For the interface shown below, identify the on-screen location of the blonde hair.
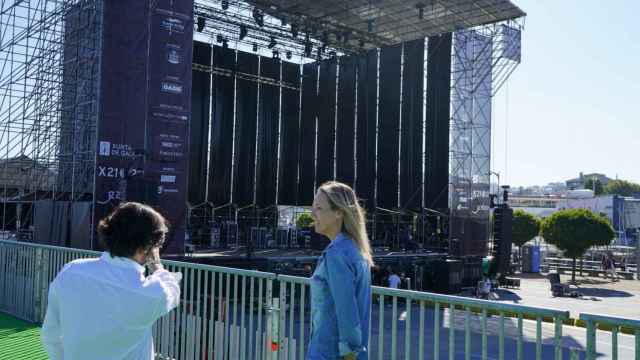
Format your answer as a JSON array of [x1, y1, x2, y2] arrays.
[[318, 181, 374, 267]]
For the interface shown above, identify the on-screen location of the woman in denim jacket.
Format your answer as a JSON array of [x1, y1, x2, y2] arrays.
[[307, 181, 373, 360]]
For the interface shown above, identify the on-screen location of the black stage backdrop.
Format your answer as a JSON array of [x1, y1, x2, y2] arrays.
[[377, 45, 402, 209], [233, 51, 259, 207], [336, 56, 356, 187], [316, 59, 337, 187], [355, 50, 378, 210], [425, 34, 452, 210], [277, 62, 301, 205], [189, 41, 211, 206], [400, 39, 425, 210], [209, 46, 235, 206], [298, 63, 318, 205], [256, 57, 280, 206]]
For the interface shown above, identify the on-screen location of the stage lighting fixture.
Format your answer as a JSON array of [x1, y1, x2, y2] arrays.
[[252, 8, 264, 27], [281, 18, 288, 26], [286, 51, 292, 59], [216, 34, 224, 43], [239, 25, 248, 40], [222, 39, 229, 49], [367, 19, 374, 33], [416, 3, 425, 20], [291, 23, 299, 38], [272, 50, 280, 59], [329, 51, 337, 57], [268, 36, 277, 49], [196, 16, 205, 32], [252, 42, 258, 52], [221, 0, 229, 10]]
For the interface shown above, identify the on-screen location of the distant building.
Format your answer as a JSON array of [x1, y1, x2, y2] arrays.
[[566, 172, 612, 190], [0, 155, 56, 198]]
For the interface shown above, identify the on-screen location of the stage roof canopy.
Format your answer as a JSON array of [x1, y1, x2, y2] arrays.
[[249, 0, 526, 49]]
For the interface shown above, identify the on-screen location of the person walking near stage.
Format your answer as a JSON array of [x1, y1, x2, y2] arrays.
[[41, 202, 182, 360], [307, 181, 373, 360]]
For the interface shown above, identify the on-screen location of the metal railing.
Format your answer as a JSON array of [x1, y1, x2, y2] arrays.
[[580, 313, 640, 360], [2, 239, 640, 359]]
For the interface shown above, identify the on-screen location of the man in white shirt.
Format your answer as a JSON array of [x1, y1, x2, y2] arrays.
[[41, 202, 182, 360]]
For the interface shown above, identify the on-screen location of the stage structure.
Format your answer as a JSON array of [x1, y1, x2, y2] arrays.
[[0, 0, 525, 255]]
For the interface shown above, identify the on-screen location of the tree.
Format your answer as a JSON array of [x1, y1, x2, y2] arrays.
[[604, 179, 640, 197], [512, 210, 540, 248], [295, 212, 314, 228], [540, 209, 614, 283], [583, 178, 604, 195]]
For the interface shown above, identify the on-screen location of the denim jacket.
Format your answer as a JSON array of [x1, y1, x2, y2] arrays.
[[307, 232, 371, 360]]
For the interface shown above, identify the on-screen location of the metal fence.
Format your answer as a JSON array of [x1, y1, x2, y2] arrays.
[[2, 239, 640, 359]]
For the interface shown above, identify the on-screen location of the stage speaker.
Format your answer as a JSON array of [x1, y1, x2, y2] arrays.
[[492, 207, 513, 277], [431, 259, 462, 294]]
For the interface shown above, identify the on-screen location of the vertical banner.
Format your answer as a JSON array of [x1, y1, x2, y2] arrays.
[[146, 0, 194, 253], [95, 0, 193, 253]]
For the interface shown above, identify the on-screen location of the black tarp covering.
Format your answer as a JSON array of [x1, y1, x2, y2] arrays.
[[255, 57, 280, 206], [209, 46, 235, 205], [425, 34, 452, 210], [277, 62, 301, 205], [298, 63, 318, 205], [335, 56, 356, 187], [355, 50, 378, 210], [316, 59, 337, 187], [400, 39, 425, 210], [188, 41, 211, 205], [377, 45, 402, 209], [233, 51, 259, 207]]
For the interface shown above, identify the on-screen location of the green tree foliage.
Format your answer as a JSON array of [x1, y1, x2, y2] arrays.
[[604, 179, 640, 197], [295, 212, 314, 228], [583, 178, 604, 195], [512, 210, 540, 248], [540, 208, 614, 282]]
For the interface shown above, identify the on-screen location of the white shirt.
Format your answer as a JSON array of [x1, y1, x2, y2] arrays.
[[41, 252, 181, 360], [388, 274, 402, 289]]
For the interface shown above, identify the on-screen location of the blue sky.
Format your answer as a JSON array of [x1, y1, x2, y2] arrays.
[[491, 1, 640, 187]]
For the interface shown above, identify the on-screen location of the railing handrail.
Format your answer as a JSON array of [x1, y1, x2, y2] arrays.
[[580, 313, 640, 329], [0, 239, 277, 280], [278, 274, 570, 319]]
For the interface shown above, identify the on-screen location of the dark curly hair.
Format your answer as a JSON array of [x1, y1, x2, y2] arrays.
[[97, 202, 169, 258]]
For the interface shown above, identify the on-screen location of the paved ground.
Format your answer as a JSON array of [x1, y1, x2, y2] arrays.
[[0, 312, 48, 360], [485, 272, 640, 320]]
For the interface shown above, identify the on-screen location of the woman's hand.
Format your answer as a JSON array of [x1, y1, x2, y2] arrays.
[[145, 247, 163, 273]]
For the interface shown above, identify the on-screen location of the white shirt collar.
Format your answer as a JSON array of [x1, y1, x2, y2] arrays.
[[100, 252, 145, 274]]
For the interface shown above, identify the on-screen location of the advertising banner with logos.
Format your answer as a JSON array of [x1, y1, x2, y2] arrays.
[[95, 0, 193, 253]]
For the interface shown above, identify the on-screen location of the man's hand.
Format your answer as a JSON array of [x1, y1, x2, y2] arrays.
[[342, 353, 357, 360]]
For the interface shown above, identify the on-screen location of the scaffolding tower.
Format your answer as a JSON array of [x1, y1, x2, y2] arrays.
[[0, 0, 102, 238]]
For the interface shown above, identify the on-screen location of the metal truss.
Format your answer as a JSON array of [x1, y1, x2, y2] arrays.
[[448, 19, 523, 242], [0, 0, 102, 233]]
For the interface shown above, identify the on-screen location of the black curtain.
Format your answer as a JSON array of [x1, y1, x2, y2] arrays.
[[255, 57, 280, 207], [336, 56, 356, 187], [316, 59, 337, 187], [377, 45, 402, 209], [208, 46, 235, 206], [298, 62, 318, 205], [400, 39, 425, 210], [355, 50, 377, 210], [277, 62, 301, 205], [188, 41, 211, 206], [425, 34, 452, 210], [233, 51, 259, 207]]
